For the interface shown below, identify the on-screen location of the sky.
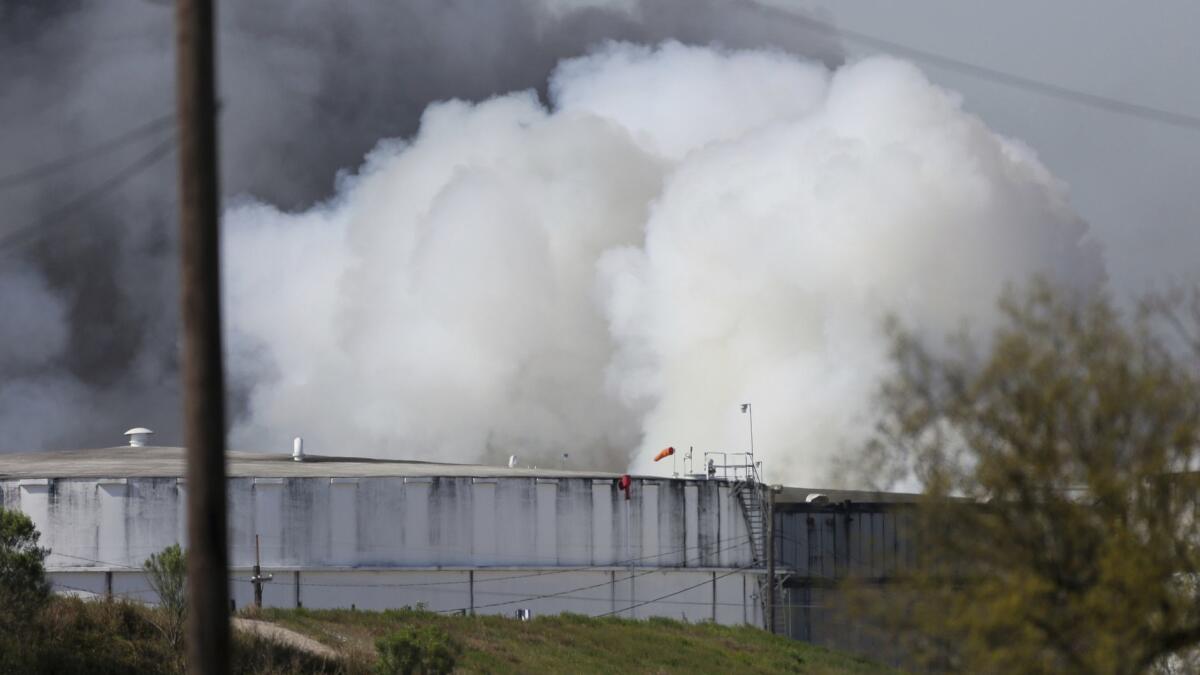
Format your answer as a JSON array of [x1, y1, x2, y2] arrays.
[[783, 0, 1200, 293]]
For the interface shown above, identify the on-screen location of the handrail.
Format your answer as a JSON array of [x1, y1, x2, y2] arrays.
[[703, 451, 761, 483]]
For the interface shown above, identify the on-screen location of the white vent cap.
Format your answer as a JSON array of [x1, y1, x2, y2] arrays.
[[292, 437, 305, 461], [124, 427, 154, 447]]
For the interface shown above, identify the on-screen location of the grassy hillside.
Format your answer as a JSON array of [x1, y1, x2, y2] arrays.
[[3, 596, 895, 673], [0, 596, 341, 675], [256, 607, 897, 674]]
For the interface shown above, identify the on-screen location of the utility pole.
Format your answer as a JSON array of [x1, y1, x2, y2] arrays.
[[765, 484, 777, 634], [175, 0, 228, 671], [251, 534, 273, 609]]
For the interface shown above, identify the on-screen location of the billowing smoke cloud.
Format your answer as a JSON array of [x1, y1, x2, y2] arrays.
[[0, 0, 841, 453], [223, 43, 1104, 482]]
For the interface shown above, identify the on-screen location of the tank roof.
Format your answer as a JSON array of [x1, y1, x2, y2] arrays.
[[0, 446, 624, 480]]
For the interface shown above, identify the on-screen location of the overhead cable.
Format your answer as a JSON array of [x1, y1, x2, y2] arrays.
[[595, 563, 757, 618], [0, 135, 175, 255], [782, 10, 1200, 131], [0, 113, 174, 193]]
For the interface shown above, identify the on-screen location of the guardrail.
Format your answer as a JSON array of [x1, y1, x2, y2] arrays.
[[703, 451, 762, 483]]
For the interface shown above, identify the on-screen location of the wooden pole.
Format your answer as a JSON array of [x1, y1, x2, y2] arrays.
[[250, 533, 273, 610], [175, 0, 229, 670], [253, 534, 263, 610]]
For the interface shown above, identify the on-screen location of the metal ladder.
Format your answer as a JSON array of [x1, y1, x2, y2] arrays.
[[733, 479, 767, 564], [735, 478, 781, 631], [706, 451, 776, 630]]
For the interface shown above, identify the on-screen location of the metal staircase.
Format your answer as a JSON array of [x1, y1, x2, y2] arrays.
[[733, 479, 767, 564], [703, 451, 767, 565], [705, 451, 776, 630]]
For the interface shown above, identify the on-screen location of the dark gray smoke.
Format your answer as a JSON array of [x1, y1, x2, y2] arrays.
[[0, 0, 842, 452]]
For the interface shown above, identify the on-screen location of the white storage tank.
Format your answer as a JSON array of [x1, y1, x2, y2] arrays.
[[0, 438, 763, 625]]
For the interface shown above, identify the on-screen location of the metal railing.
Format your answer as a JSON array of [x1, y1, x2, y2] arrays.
[[703, 451, 763, 484]]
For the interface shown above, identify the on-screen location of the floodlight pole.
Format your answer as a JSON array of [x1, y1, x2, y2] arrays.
[[742, 403, 755, 468]]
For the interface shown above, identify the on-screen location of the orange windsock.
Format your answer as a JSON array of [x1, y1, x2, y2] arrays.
[[653, 446, 676, 462]]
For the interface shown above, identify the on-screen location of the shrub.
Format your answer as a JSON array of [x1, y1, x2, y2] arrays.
[[31, 597, 175, 675], [143, 543, 187, 653], [375, 625, 461, 675]]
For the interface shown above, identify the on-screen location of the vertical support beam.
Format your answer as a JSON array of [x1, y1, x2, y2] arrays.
[[175, 0, 229, 670], [535, 480, 558, 565], [783, 587, 791, 637], [766, 486, 777, 634], [98, 481, 128, 569], [469, 570, 475, 616], [711, 571, 717, 622], [626, 496, 634, 618], [105, 570, 113, 601], [630, 564, 636, 619], [684, 484, 698, 567], [639, 483, 659, 564], [610, 570, 616, 615], [471, 479, 497, 565], [742, 574, 747, 625], [294, 570, 301, 609]]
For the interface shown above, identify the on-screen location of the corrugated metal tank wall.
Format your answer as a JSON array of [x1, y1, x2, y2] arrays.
[[773, 503, 917, 667], [0, 476, 752, 571]]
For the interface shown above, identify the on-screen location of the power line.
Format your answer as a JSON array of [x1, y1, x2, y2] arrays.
[[437, 541, 752, 615], [48, 534, 755, 601], [442, 568, 656, 614], [49, 551, 141, 569], [279, 536, 754, 591], [784, 11, 1200, 132], [0, 113, 174, 193], [595, 563, 757, 618], [245, 544, 742, 590], [0, 135, 175, 255], [50, 541, 758, 618], [51, 577, 823, 611]]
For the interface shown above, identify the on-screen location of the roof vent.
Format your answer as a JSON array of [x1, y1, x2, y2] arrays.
[[124, 427, 154, 447], [292, 437, 305, 462]]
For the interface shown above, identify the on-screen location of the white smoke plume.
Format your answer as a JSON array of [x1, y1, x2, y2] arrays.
[[223, 43, 1103, 483], [0, 0, 842, 454]]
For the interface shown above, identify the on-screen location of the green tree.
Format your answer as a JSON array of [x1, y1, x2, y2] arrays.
[[143, 543, 187, 654], [0, 506, 51, 616], [0, 506, 51, 671], [851, 281, 1200, 674]]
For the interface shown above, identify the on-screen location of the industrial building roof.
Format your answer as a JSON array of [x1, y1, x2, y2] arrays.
[[775, 485, 923, 504], [0, 446, 624, 480]]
